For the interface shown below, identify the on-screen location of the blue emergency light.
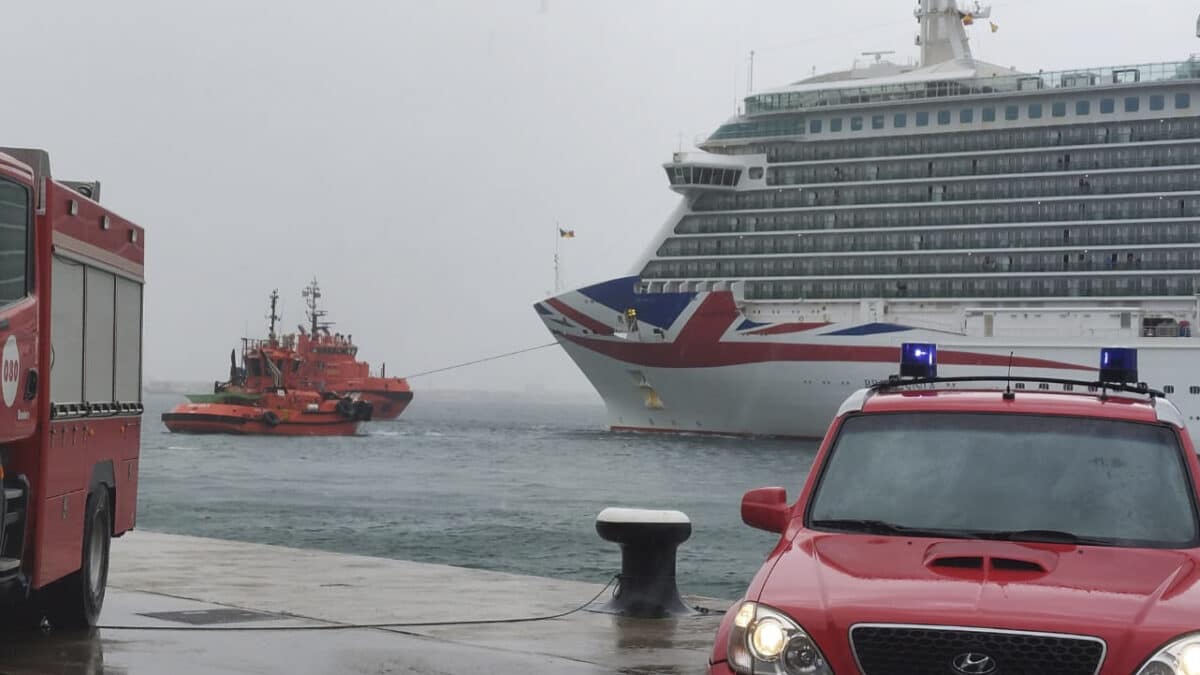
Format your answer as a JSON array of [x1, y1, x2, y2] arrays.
[[899, 343, 938, 379], [1099, 347, 1138, 384]]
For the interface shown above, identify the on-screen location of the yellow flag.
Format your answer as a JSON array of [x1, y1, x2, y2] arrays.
[[990, 20, 999, 33]]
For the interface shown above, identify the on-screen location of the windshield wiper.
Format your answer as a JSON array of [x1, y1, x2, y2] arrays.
[[976, 529, 1116, 546], [810, 519, 981, 539]]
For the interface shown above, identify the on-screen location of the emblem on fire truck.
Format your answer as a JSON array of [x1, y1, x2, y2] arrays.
[[1, 333, 18, 407]]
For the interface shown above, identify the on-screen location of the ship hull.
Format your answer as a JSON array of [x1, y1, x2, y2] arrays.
[[161, 403, 361, 436], [539, 277, 1200, 438]]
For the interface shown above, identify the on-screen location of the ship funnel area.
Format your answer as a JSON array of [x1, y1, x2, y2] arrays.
[[915, 0, 990, 66]]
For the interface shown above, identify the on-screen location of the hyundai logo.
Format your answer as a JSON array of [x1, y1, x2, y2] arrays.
[[951, 652, 998, 675]]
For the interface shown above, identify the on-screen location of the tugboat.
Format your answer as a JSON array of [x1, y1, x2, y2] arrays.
[[162, 290, 374, 436], [290, 278, 414, 420]]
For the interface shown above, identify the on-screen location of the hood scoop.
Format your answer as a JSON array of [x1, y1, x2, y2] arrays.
[[925, 542, 1057, 577]]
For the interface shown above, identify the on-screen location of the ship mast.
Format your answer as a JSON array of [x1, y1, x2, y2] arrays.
[[302, 277, 331, 336], [267, 289, 281, 343], [915, 0, 990, 66]]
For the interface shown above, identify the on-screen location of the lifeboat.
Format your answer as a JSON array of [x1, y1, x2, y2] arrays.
[[161, 390, 371, 436]]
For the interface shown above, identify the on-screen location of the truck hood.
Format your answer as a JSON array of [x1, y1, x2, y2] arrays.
[[759, 534, 1200, 669]]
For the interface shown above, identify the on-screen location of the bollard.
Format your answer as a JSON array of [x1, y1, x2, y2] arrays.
[[593, 507, 697, 618]]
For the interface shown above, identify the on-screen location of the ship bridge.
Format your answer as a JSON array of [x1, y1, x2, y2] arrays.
[[663, 151, 764, 194]]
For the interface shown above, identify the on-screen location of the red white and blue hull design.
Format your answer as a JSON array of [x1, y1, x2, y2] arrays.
[[537, 276, 1200, 438]]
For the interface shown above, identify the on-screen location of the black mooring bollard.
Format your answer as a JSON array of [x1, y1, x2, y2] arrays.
[[593, 507, 697, 618]]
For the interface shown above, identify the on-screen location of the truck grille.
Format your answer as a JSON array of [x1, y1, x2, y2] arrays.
[[850, 624, 1105, 675]]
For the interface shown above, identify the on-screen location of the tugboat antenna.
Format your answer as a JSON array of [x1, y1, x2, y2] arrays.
[[267, 289, 281, 343]]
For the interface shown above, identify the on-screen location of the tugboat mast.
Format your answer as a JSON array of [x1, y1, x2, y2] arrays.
[[267, 289, 281, 343], [302, 277, 332, 336]]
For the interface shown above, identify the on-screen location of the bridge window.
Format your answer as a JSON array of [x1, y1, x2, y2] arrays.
[[0, 179, 29, 307]]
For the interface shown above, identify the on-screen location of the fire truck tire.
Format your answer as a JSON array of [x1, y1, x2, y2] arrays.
[[43, 491, 110, 629]]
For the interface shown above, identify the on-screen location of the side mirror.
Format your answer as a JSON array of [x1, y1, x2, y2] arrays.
[[741, 487, 790, 534]]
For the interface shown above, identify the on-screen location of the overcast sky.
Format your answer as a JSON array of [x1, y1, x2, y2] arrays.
[[2, 1, 1197, 394]]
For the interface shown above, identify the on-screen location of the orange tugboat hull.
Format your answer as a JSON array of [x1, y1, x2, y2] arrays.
[[355, 390, 414, 420], [161, 403, 361, 436]]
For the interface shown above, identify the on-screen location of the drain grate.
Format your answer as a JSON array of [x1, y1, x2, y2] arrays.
[[138, 608, 278, 625]]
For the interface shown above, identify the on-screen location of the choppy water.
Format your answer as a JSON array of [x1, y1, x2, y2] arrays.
[[139, 392, 818, 600]]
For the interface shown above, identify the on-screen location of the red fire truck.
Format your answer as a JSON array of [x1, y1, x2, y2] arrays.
[[0, 148, 144, 628]]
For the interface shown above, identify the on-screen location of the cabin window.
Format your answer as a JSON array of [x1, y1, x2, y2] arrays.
[[1028, 103, 1043, 119], [809, 119, 822, 133], [871, 115, 885, 129], [894, 113, 907, 128], [1165, 385, 1176, 394], [982, 107, 996, 122], [916, 112, 930, 127], [0, 179, 30, 307], [1192, 386, 1200, 395], [1076, 100, 1091, 115], [1005, 105, 1019, 121], [850, 117, 863, 131], [1101, 98, 1115, 114], [1052, 102, 1067, 117], [960, 109, 974, 123], [1125, 96, 1140, 112], [830, 118, 843, 132], [1176, 93, 1191, 109], [1150, 95, 1165, 111], [937, 110, 951, 125]]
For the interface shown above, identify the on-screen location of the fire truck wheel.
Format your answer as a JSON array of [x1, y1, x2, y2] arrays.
[[44, 491, 110, 629]]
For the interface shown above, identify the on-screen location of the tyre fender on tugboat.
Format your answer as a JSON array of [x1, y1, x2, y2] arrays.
[[261, 410, 281, 427], [335, 398, 355, 419], [353, 400, 373, 421]]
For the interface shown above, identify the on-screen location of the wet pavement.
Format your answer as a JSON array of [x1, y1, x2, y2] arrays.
[[0, 532, 729, 674]]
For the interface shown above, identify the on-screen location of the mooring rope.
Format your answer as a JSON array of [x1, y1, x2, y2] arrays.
[[400, 342, 559, 379]]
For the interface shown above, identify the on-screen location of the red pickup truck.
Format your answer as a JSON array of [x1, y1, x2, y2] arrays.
[[710, 345, 1200, 675]]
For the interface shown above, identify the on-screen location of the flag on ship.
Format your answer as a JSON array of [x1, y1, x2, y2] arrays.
[[559, 228, 576, 238], [990, 20, 999, 32]]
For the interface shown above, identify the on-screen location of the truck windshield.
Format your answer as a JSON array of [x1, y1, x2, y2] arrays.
[[808, 413, 1198, 548], [0, 178, 29, 307]]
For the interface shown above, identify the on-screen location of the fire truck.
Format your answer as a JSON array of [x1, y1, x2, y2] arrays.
[[0, 148, 144, 628]]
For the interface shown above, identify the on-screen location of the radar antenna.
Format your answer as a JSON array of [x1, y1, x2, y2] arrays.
[[861, 50, 896, 63], [301, 277, 332, 336]]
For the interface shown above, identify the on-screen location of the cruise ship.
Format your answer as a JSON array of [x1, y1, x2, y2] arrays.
[[537, 0, 1200, 438]]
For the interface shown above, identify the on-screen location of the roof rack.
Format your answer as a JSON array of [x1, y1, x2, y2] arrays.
[[871, 375, 1164, 399]]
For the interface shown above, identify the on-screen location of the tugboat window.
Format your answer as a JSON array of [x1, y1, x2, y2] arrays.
[[1150, 95, 1165, 111], [0, 179, 30, 308], [982, 107, 996, 122], [1177, 93, 1192, 109], [1101, 98, 1115, 113], [1125, 96, 1140, 112], [1005, 105, 1019, 120], [1077, 100, 1091, 115]]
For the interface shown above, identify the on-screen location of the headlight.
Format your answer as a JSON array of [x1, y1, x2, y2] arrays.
[[728, 602, 833, 675], [1137, 634, 1200, 675]]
